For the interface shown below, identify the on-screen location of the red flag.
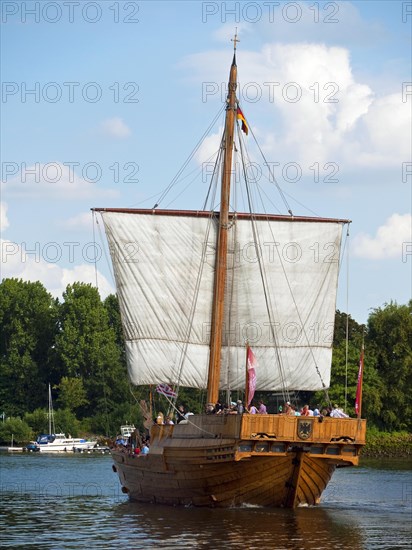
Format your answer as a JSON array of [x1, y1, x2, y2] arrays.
[[246, 347, 257, 407], [156, 383, 177, 398], [355, 346, 364, 417], [236, 107, 249, 135]]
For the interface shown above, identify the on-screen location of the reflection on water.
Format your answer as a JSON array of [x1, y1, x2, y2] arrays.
[[110, 502, 364, 549], [1, 453, 411, 549]]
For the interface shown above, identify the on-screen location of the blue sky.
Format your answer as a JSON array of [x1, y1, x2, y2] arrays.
[[1, 0, 411, 324]]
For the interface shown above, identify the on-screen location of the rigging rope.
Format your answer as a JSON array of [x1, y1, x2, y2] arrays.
[[164, 150, 220, 209], [92, 211, 99, 289], [236, 122, 291, 403], [152, 105, 225, 209], [170, 161, 221, 406], [225, 141, 239, 406], [91, 211, 111, 435], [202, 134, 225, 210], [241, 107, 294, 216], [237, 100, 326, 219], [236, 112, 342, 405], [344, 225, 350, 411]]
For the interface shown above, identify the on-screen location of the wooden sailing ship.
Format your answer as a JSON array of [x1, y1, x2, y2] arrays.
[[94, 37, 366, 508]]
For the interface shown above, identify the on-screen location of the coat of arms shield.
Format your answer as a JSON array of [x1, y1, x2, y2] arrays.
[[297, 418, 313, 440]]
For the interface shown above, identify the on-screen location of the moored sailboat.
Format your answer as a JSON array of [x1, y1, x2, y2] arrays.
[[27, 384, 97, 453], [94, 37, 366, 507]]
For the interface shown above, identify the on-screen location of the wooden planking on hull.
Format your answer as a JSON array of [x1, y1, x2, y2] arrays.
[[114, 448, 338, 506], [203, 458, 293, 507], [301, 455, 336, 495], [215, 461, 289, 506], [115, 450, 300, 507], [111, 415, 366, 508], [172, 454, 291, 488], [285, 454, 336, 507]]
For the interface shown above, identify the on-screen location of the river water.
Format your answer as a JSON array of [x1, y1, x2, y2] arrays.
[[1, 452, 410, 549]]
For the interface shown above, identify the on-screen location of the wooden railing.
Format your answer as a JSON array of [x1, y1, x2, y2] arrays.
[[240, 415, 367, 444], [152, 414, 366, 446]]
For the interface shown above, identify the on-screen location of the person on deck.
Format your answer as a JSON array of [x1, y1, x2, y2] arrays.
[[215, 401, 223, 414], [236, 400, 244, 414], [141, 442, 149, 455], [176, 405, 186, 424], [258, 400, 267, 414], [330, 404, 349, 418], [206, 403, 215, 414], [248, 403, 258, 414], [302, 405, 314, 417]]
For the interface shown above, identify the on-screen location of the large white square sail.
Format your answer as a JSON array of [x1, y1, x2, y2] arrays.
[[101, 210, 343, 391]]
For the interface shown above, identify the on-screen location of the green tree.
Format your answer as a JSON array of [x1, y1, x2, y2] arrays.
[[333, 309, 365, 347], [54, 283, 128, 423], [53, 408, 82, 437], [367, 300, 412, 431], [24, 408, 49, 435], [0, 279, 58, 415], [315, 339, 383, 420], [314, 310, 365, 412], [0, 417, 33, 444], [314, 310, 384, 422], [169, 387, 204, 416], [90, 402, 142, 437], [54, 376, 87, 412], [104, 294, 126, 365]]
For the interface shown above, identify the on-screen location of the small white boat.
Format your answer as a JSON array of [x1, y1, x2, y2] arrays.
[[32, 432, 96, 453], [120, 424, 136, 440], [28, 384, 97, 453]]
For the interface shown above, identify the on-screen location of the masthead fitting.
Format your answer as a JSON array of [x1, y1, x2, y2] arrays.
[[231, 29, 240, 64], [231, 29, 240, 51]]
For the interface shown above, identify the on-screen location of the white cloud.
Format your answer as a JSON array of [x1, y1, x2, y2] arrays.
[[356, 94, 412, 166], [61, 212, 94, 231], [194, 127, 223, 165], [352, 213, 412, 259], [2, 162, 118, 200], [0, 202, 9, 232], [181, 41, 410, 170], [100, 117, 131, 139], [0, 238, 115, 299], [59, 264, 114, 298]]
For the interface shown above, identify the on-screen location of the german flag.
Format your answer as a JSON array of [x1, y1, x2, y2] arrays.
[[236, 107, 249, 135]]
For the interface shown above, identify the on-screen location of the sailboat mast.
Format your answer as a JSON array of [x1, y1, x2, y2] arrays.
[[48, 383, 52, 434], [207, 40, 238, 405]]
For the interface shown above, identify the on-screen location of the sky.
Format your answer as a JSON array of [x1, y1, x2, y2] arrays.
[[1, 0, 411, 325]]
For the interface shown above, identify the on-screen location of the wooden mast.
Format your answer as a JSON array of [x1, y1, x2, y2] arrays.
[[206, 35, 239, 405]]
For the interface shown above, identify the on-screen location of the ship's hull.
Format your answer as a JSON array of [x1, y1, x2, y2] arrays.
[[112, 414, 366, 508]]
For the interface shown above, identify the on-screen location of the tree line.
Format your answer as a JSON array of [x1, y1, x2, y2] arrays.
[[0, 278, 410, 443]]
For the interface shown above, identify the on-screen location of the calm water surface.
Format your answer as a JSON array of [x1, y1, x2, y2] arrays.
[[0, 452, 411, 549]]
